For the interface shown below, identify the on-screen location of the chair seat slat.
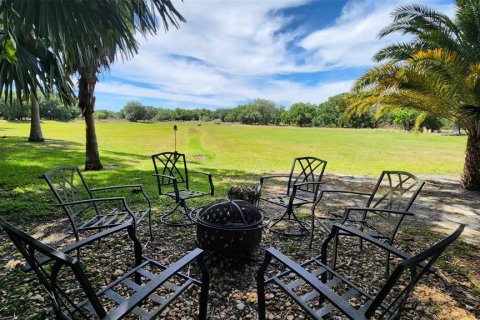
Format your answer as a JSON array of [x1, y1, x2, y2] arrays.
[[285, 267, 326, 290]]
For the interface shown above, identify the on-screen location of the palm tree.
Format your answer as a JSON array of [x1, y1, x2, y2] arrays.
[[343, 1, 480, 190], [68, 2, 185, 170], [3, 0, 184, 168], [0, 0, 75, 142]]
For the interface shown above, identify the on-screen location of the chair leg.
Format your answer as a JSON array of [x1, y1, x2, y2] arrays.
[[257, 282, 266, 320], [73, 229, 81, 261], [309, 213, 315, 249], [148, 209, 153, 240], [257, 251, 272, 320], [197, 256, 210, 320], [160, 201, 195, 227], [385, 251, 391, 276], [269, 209, 310, 237]]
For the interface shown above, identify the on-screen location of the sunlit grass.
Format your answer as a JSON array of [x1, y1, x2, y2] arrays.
[[0, 119, 467, 224], [0, 119, 467, 175]]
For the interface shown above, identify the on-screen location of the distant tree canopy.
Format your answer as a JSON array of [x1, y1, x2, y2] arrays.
[[95, 110, 121, 120], [39, 96, 80, 121], [0, 96, 79, 121], [0, 99, 29, 120], [122, 101, 148, 122], [117, 94, 445, 130]]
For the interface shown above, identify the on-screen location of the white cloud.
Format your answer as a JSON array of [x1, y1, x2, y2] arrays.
[[96, 0, 456, 110], [299, 0, 455, 69]]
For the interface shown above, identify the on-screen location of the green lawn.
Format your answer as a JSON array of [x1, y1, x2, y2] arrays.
[[0, 119, 467, 223], [0, 119, 467, 173]]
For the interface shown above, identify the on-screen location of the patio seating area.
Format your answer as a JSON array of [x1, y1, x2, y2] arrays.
[[0, 156, 478, 319]]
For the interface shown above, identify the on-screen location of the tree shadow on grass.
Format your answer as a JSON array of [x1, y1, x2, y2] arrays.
[[0, 136, 265, 229]]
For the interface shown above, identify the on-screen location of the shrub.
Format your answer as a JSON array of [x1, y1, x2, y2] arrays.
[[39, 96, 80, 121], [122, 101, 147, 122], [0, 99, 29, 120]]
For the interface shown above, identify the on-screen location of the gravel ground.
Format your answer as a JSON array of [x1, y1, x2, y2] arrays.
[[0, 174, 478, 319]]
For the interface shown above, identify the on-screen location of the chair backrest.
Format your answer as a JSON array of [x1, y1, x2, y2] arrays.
[[366, 224, 465, 319], [43, 166, 93, 203], [42, 166, 96, 230], [367, 171, 424, 212], [151, 152, 189, 193], [286, 157, 327, 199], [0, 217, 106, 318]]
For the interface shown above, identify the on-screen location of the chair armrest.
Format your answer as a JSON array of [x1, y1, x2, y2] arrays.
[[90, 185, 142, 191], [262, 247, 366, 320], [91, 185, 152, 211], [313, 189, 372, 209], [189, 171, 214, 195], [107, 248, 205, 320], [328, 223, 412, 260], [318, 189, 372, 197], [324, 223, 434, 272], [56, 197, 136, 221], [341, 207, 414, 224], [293, 181, 325, 187], [288, 181, 326, 207], [23, 223, 134, 272], [152, 174, 179, 199], [152, 174, 176, 181], [56, 197, 128, 207], [258, 174, 291, 196], [292, 181, 325, 194]]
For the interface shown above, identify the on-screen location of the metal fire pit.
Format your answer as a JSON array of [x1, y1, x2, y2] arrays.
[[192, 199, 267, 254]]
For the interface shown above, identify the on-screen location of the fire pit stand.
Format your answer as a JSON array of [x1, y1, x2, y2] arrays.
[[190, 199, 268, 255]]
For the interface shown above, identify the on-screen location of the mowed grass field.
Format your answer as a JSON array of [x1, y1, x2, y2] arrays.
[[0, 119, 467, 174], [0, 119, 467, 223]]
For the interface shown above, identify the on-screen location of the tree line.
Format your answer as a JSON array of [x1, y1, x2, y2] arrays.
[[0, 93, 447, 131], [117, 96, 446, 130], [0, 97, 80, 121]]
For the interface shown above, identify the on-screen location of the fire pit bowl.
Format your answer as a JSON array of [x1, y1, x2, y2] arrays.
[[192, 199, 268, 254]]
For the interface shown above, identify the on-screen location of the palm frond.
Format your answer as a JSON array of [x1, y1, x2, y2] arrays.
[[380, 4, 461, 41], [373, 41, 428, 62]]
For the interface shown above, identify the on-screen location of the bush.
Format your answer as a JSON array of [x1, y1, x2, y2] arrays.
[[155, 108, 176, 121], [39, 96, 80, 121], [0, 99, 29, 120], [285, 102, 317, 127], [387, 108, 444, 131], [95, 109, 120, 120], [122, 101, 147, 122], [313, 95, 343, 127], [95, 111, 107, 120]]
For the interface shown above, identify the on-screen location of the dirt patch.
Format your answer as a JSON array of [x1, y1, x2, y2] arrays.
[[191, 154, 209, 161]]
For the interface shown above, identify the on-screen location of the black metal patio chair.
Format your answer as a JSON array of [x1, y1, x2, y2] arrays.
[[42, 166, 153, 243], [257, 156, 327, 236], [152, 151, 214, 226], [0, 218, 210, 319], [257, 223, 464, 320], [310, 171, 424, 249]]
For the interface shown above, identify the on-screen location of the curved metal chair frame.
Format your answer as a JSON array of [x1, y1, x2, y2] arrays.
[[257, 223, 464, 320], [311, 171, 424, 248], [152, 151, 214, 226], [257, 156, 327, 236], [42, 166, 153, 243], [0, 218, 210, 319]]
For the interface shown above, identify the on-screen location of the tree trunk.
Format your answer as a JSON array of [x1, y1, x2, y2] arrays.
[[28, 92, 44, 142], [461, 126, 480, 190], [78, 73, 103, 170]]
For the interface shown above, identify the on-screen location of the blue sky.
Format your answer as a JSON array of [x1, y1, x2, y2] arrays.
[[94, 0, 455, 111]]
